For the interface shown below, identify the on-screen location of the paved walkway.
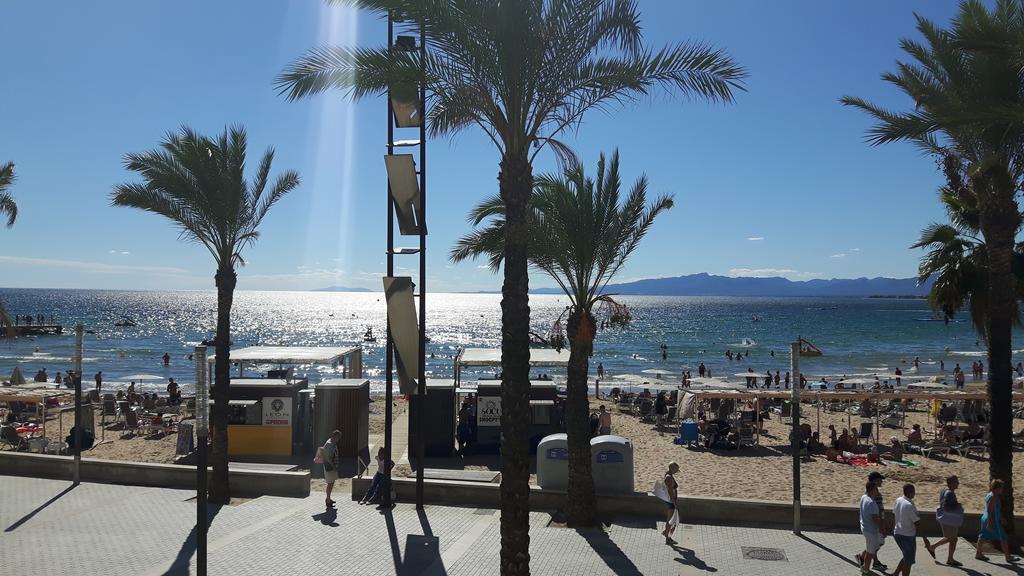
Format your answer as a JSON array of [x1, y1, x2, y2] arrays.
[[2, 475, 1021, 575]]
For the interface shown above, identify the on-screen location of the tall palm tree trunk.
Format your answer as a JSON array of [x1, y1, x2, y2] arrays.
[[498, 153, 532, 576], [980, 171, 1019, 540], [208, 266, 236, 505], [564, 312, 596, 526]]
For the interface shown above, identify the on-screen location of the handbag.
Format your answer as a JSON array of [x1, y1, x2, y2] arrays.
[[313, 446, 324, 465], [936, 490, 964, 528], [653, 480, 670, 502]]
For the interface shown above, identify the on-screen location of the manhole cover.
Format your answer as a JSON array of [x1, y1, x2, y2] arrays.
[[741, 547, 787, 561]]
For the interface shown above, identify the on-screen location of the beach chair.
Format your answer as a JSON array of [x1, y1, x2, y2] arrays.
[[185, 399, 196, 419], [857, 422, 874, 445], [880, 411, 902, 428], [737, 423, 756, 448], [638, 399, 654, 422], [100, 399, 118, 427], [905, 441, 951, 459], [121, 409, 142, 438]]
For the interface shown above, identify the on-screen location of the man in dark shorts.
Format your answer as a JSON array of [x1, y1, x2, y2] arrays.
[[662, 461, 680, 545]]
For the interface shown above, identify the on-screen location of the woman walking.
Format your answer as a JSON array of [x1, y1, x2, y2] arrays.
[[927, 475, 964, 566], [975, 479, 1015, 563], [321, 429, 341, 510]]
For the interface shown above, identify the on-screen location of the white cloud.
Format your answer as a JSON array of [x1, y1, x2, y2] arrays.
[[830, 253, 846, 258], [727, 267, 821, 279], [0, 255, 188, 275], [107, 250, 131, 255], [849, 248, 861, 252], [747, 237, 764, 241]]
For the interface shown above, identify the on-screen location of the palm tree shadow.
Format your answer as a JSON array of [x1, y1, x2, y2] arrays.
[[162, 504, 222, 576], [5, 483, 76, 532], [576, 527, 644, 576], [671, 544, 717, 572]]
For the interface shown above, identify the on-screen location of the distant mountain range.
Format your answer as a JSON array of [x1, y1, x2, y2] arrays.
[[531, 273, 932, 297], [312, 285, 374, 293]]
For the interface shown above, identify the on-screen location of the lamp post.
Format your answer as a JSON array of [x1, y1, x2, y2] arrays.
[[194, 346, 209, 576], [73, 324, 84, 485], [790, 339, 802, 535]]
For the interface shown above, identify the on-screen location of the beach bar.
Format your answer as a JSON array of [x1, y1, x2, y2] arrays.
[[208, 346, 363, 459], [455, 347, 570, 452]]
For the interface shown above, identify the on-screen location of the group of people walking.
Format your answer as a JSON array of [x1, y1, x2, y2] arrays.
[[858, 473, 1015, 575]]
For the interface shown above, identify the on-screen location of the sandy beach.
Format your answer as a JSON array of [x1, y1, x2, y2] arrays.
[[604, 397, 1024, 512], [12, 394, 1022, 512]]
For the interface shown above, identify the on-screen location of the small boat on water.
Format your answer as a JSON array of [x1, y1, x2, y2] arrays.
[[363, 327, 378, 343], [114, 318, 137, 327], [799, 337, 823, 357]]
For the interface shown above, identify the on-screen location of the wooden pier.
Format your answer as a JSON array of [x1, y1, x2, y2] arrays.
[[9, 324, 63, 336]]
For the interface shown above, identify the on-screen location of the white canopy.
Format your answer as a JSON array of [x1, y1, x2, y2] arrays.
[[457, 347, 570, 367], [209, 346, 359, 365]]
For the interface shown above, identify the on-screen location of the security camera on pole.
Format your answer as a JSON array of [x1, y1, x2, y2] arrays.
[[194, 346, 209, 576]]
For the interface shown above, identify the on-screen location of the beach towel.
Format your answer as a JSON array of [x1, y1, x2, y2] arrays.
[[882, 458, 917, 468], [848, 456, 878, 467], [668, 508, 679, 534]]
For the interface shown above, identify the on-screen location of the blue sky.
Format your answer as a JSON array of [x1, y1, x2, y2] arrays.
[[0, 1, 967, 292]]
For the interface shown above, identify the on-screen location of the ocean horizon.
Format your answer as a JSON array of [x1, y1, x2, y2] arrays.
[[1, 288, 1016, 395]]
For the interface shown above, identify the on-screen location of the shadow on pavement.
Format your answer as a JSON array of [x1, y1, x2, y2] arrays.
[[162, 504, 222, 576], [796, 533, 858, 567], [417, 507, 434, 537], [312, 508, 339, 527], [5, 483, 76, 532], [382, 508, 403, 574], [671, 544, 717, 572], [402, 534, 445, 575], [578, 527, 644, 576]]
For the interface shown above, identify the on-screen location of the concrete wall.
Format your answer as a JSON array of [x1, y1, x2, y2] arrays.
[[0, 452, 310, 498], [351, 476, 1024, 535]]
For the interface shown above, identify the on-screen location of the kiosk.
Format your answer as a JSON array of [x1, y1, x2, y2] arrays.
[[207, 346, 363, 459], [408, 379, 456, 457]]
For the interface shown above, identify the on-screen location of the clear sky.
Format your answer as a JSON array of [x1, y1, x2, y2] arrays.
[[0, 1, 970, 292]]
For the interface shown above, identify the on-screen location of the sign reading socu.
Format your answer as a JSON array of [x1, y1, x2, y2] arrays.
[[477, 396, 501, 426]]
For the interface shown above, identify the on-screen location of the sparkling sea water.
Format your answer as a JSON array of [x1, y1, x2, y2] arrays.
[[0, 288, 1016, 394]]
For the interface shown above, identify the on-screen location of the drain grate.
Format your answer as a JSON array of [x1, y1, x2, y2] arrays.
[[741, 547, 787, 561], [473, 508, 496, 515]]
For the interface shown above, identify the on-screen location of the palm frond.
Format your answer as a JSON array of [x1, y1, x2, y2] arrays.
[[0, 162, 17, 227]]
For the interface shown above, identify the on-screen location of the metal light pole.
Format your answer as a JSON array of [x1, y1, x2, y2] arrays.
[[790, 339, 802, 535], [194, 346, 209, 576], [73, 324, 84, 485]]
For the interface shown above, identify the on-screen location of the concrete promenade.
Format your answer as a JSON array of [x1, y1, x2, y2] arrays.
[[1, 475, 1021, 575]]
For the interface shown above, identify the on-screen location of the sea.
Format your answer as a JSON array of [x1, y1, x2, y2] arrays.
[[1, 288, 1018, 395]]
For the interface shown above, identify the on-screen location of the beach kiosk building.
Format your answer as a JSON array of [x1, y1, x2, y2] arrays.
[[454, 347, 570, 452], [208, 346, 363, 459]]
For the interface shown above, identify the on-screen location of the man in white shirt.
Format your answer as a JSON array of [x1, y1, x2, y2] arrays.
[[859, 482, 883, 575], [892, 483, 928, 576]]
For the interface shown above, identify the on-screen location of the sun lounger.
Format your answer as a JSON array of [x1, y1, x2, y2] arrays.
[[857, 422, 873, 445], [121, 409, 142, 438], [880, 411, 902, 428], [0, 425, 27, 451], [905, 441, 951, 458]]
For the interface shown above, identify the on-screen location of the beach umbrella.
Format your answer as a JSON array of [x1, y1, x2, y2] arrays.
[[121, 374, 164, 381], [10, 366, 25, 385], [641, 368, 674, 378]]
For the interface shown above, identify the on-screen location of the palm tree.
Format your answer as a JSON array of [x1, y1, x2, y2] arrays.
[[0, 161, 16, 337], [842, 0, 1024, 531], [0, 162, 16, 227], [453, 151, 671, 526], [912, 157, 1024, 336], [111, 126, 300, 504], [277, 3, 743, 569]]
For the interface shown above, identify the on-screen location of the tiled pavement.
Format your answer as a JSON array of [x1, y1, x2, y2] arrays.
[[2, 475, 1022, 575]]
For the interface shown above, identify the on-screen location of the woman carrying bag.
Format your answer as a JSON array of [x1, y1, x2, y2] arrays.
[[926, 475, 963, 566], [317, 430, 341, 510]]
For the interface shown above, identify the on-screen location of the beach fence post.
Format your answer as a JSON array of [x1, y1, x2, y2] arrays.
[[73, 324, 83, 485], [194, 346, 209, 576], [790, 340, 801, 535]]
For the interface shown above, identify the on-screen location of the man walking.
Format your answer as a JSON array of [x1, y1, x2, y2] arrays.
[[893, 483, 928, 575], [859, 481, 884, 575], [857, 472, 889, 572]]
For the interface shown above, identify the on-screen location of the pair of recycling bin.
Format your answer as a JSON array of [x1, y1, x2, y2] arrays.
[[536, 433, 633, 493]]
